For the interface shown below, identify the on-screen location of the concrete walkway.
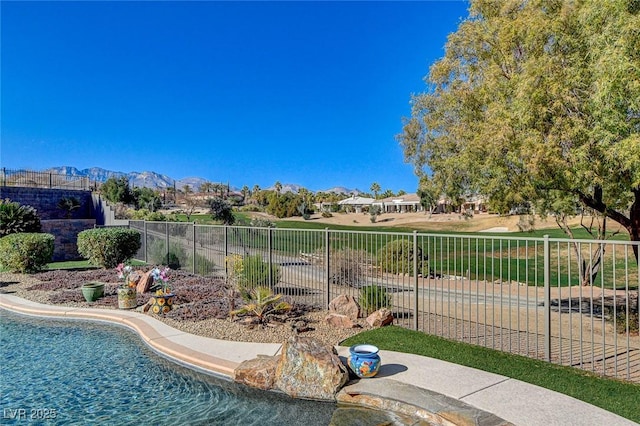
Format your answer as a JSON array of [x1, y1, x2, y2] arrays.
[[0, 294, 635, 426]]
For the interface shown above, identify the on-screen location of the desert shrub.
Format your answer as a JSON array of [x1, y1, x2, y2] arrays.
[[605, 305, 640, 335], [0, 199, 42, 237], [238, 204, 262, 212], [326, 248, 371, 287], [228, 255, 280, 290], [359, 285, 392, 315], [192, 253, 219, 276], [77, 228, 141, 269], [297, 202, 312, 220], [231, 286, 291, 323], [249, 217, 276, 228], [369, 205, 381, 223], [128, 209, 168, 221], [148, 239, 187, 270], [0, 233, 54, 273], [377, 239, 429, 276], [321, 211, 333, 218]]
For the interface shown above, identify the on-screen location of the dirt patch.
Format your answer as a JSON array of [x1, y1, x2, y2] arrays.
[[281, 212, 585, 233]]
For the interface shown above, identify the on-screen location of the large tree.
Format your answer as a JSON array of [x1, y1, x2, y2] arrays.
[[100, 176, 135, 205], [399, 0, 640, 261]]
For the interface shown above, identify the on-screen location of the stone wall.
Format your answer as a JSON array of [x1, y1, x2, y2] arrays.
[[1, 187, 101, 261], [41, 219, 96, 261], [0, 187, 94, 220]]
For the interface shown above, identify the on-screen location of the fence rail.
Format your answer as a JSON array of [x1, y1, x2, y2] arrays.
[[129, 220, 640, 383], [0, 168, 96, 190]]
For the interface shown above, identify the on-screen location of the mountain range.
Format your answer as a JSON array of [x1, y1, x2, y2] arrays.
[[43, 166, 361, 195]]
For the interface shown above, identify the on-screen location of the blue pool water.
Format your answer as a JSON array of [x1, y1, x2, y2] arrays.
[[0, 310, 338, 425]]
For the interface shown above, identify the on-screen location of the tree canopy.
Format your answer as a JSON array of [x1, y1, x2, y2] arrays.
[[399, 0, 640, 250]]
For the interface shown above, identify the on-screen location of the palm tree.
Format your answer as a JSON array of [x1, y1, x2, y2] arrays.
[[274, 181, 283, 194], [370, 182, 381, 199], [200, 181, 214, 193], [241, 185, 249, 202]]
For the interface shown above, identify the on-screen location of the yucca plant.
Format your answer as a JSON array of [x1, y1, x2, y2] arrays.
[[231, 286, 291, 324], [56, 196, 81, 219], [0, 198, 41, 237]]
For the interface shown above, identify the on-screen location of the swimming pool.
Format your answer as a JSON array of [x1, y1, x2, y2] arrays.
[[0, 310, 340, 425]]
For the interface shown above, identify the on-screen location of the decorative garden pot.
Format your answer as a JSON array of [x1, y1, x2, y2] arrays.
[[117, 287, 137, 309], [348, 344, 381, 378], [81, 282, 105, 302], [148, 294, 175, 315]]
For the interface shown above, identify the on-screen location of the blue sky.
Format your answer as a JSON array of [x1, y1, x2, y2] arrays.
[[1, 1, 468, 193]]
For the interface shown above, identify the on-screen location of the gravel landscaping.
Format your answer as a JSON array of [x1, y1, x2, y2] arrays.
[[0, 268, 370, 348]]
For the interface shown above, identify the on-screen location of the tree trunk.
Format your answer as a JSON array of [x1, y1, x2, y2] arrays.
[[629, 189, 640, 262]]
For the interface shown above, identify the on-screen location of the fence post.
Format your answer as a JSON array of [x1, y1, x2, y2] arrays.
[[544, 234, 551, 362], [192, 223, 197, 274], [268, 227, 273, 289], [224, 225, 229, 256], [413, 230, 419, 331], [49, 173, 52, 188], [143, 221, 148, 264], [165, 222, 170, 266], [325, 228, 331, 309], [224, 226, 229, 277], [1, 168, 5, 187]]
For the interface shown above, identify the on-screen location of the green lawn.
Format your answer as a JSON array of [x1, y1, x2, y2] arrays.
[[43, 259, 147, 270], [342, 326, 640, 423]]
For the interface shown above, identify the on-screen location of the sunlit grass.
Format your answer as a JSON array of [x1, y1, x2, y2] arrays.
[[343, 326, 640, 423]]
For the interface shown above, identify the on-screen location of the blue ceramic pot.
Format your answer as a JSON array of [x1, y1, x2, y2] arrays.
[[347, 344, 381, 378]]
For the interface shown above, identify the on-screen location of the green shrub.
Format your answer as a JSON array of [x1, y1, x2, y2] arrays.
[[359, 285, 392, 315], [57, 196, 81, 219], [238, 204, 261, 212], [377, 239, 429, 276], [193, 253, 219, 276], [128, 209, 168, 221], [77, 228, 141, 269], [0, 233, 54, 273], [236, 255, 280, 290], [148, 239, 187, 269], [0, 199, 42, 237]]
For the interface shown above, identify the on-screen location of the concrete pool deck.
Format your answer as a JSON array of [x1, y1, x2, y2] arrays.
[[0, 293, 635, 426]]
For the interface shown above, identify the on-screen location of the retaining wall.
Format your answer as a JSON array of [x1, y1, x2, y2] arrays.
[[1, 187, 104, 261], [41, 219, 96, 261], [0, 187, 93, 220]]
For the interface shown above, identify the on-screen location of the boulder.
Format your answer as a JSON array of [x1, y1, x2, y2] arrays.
[[274, 335, 348, 400], [291, 320, 312, 333], [325, 313, 357, 329], [136, 271, 153, 294], [234, 355, 279, 390], [328, 294, 361, 320], [366, 308, 394, 328]]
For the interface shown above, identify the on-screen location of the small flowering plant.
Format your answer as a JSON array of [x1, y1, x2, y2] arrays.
[[151, 266, 172, 295], [116, 263, 135, 289]]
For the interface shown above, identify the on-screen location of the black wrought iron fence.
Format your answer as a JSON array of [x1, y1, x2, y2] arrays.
[[128, 220, 640, 383], [1, 168, 96, 190]]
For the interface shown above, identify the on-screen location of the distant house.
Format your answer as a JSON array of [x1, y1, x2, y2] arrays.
[[337, 195, 375, 213], [461, 194, 488, 214], [372, 193, 423, 213], [431, 194, 488, 214]]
